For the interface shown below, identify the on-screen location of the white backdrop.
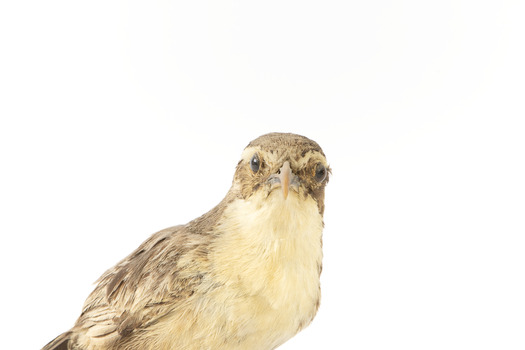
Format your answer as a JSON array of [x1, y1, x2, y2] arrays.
[[1, 1, 524, 349]]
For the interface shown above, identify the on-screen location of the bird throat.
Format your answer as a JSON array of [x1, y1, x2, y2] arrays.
[[212, 189, 323, 295]]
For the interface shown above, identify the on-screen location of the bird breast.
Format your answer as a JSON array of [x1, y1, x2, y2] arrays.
[[208, 190, 324, 348]]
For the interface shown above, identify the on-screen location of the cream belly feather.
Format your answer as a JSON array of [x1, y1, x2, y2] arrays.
[[156, 191, 323, 350]]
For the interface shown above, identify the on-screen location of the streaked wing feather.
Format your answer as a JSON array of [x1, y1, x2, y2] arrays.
[[72, 225, 210, 348]]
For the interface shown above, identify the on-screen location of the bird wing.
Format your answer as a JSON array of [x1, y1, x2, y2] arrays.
[[41, 331, 71, 350], [71, 225, 211, 348]]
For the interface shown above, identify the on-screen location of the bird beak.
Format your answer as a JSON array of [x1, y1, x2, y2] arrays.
[[267, 161, 300, 200], [279, 161, 292, 200]]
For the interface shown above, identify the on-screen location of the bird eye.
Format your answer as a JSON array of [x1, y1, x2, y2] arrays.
[[250, 154, 261, 173], [314, 163, 327, 182]]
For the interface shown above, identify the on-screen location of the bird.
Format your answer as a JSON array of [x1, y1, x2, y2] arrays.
[[42, 132, 330, 350]]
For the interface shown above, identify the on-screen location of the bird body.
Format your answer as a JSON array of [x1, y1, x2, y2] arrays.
[[43, 133, 330, 350]]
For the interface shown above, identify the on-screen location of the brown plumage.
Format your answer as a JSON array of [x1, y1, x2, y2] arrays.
[[42, 132, 330, 350]]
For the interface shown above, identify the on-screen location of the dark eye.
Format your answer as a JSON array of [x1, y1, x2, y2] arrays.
[[314, 163, 327, 182], [250, 154, 261, 173]]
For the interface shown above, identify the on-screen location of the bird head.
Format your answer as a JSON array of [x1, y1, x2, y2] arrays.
[[232, 133, 330, 215]]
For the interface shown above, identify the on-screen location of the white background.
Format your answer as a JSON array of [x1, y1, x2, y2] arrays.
[[1, 1, 524, 349]]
